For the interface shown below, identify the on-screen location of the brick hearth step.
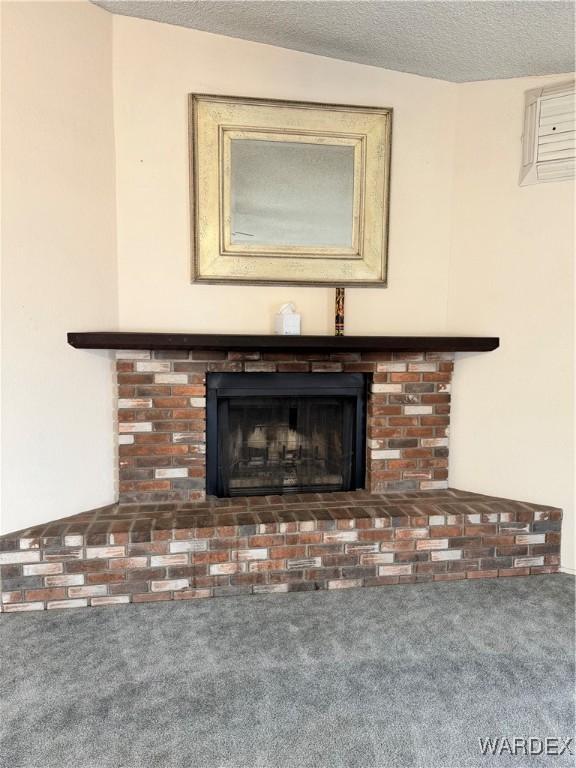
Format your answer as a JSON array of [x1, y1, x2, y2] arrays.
[[0, 489, 561, 612]]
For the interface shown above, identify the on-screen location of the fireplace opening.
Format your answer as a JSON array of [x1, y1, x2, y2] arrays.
[[206, 373, 366, 497]]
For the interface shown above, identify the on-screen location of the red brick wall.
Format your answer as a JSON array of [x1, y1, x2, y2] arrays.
[[0, 491, 562, 613], [116, 349, 454, 504]]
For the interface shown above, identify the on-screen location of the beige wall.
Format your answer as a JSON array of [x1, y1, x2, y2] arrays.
[[447, 76, 575, 571], [0, 0, 118, 533], [112, 16, 456, 335]]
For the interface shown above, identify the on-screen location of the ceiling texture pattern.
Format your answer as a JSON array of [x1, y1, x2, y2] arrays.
[[93, 0, 575, 82]]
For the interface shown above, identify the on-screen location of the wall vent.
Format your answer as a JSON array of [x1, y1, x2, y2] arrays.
[[520, 79, 575, 186]]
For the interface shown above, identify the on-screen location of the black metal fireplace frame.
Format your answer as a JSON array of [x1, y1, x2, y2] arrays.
[[206, 372, 366, 497]]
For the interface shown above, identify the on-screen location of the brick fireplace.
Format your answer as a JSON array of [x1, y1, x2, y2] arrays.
[[0, 332, 562, 614], [117, 348, 453, 504]]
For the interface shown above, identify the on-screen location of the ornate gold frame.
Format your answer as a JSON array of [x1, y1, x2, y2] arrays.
[[189, 94, 392, 286]]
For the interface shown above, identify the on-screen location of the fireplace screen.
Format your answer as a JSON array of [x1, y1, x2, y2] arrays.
[[224, 396, 353, 494], [207, 373, 365, 497]]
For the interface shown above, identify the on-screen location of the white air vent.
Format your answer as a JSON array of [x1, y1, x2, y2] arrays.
[[520, 79, 575, 186]]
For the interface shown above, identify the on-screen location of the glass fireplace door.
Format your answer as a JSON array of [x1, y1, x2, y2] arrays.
[[206, 372, 366, 498], [218, 396, 355, 496]]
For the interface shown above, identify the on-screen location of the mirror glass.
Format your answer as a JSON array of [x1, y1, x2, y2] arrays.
[[230, 139, 355, 248]]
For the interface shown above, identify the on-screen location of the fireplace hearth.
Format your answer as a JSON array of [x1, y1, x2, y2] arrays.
[[0, 489, 562, 613], [206, 373, 365, 496]]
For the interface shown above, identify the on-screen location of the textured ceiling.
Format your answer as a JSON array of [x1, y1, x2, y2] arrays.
[[92, 0, 575, 82]]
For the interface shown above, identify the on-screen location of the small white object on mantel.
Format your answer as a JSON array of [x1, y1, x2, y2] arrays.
[[274, 303, 301, 335]]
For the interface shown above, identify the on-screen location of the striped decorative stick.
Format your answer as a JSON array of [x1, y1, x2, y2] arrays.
[[335, 287, 345, 336]]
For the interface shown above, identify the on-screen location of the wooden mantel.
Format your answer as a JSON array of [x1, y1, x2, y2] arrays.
[[67, 332, 499, 353]]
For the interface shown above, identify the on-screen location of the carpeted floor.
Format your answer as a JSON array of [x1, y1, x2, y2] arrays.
[[1, 575, 574, 768]]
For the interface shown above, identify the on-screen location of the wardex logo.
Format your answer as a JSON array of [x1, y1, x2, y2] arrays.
[[479, 737, 573, 757]]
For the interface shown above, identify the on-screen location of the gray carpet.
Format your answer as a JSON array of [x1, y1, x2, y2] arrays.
[[1, 575, 574, 768]]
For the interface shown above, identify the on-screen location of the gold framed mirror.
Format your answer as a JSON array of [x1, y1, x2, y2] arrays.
[[189, 94, 392, 286]]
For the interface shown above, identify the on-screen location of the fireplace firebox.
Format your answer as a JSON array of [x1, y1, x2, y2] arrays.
[[206, 373, 366, 496]]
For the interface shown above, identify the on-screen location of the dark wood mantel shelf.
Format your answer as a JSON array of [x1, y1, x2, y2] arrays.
[[67, 332, 499, 353]]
